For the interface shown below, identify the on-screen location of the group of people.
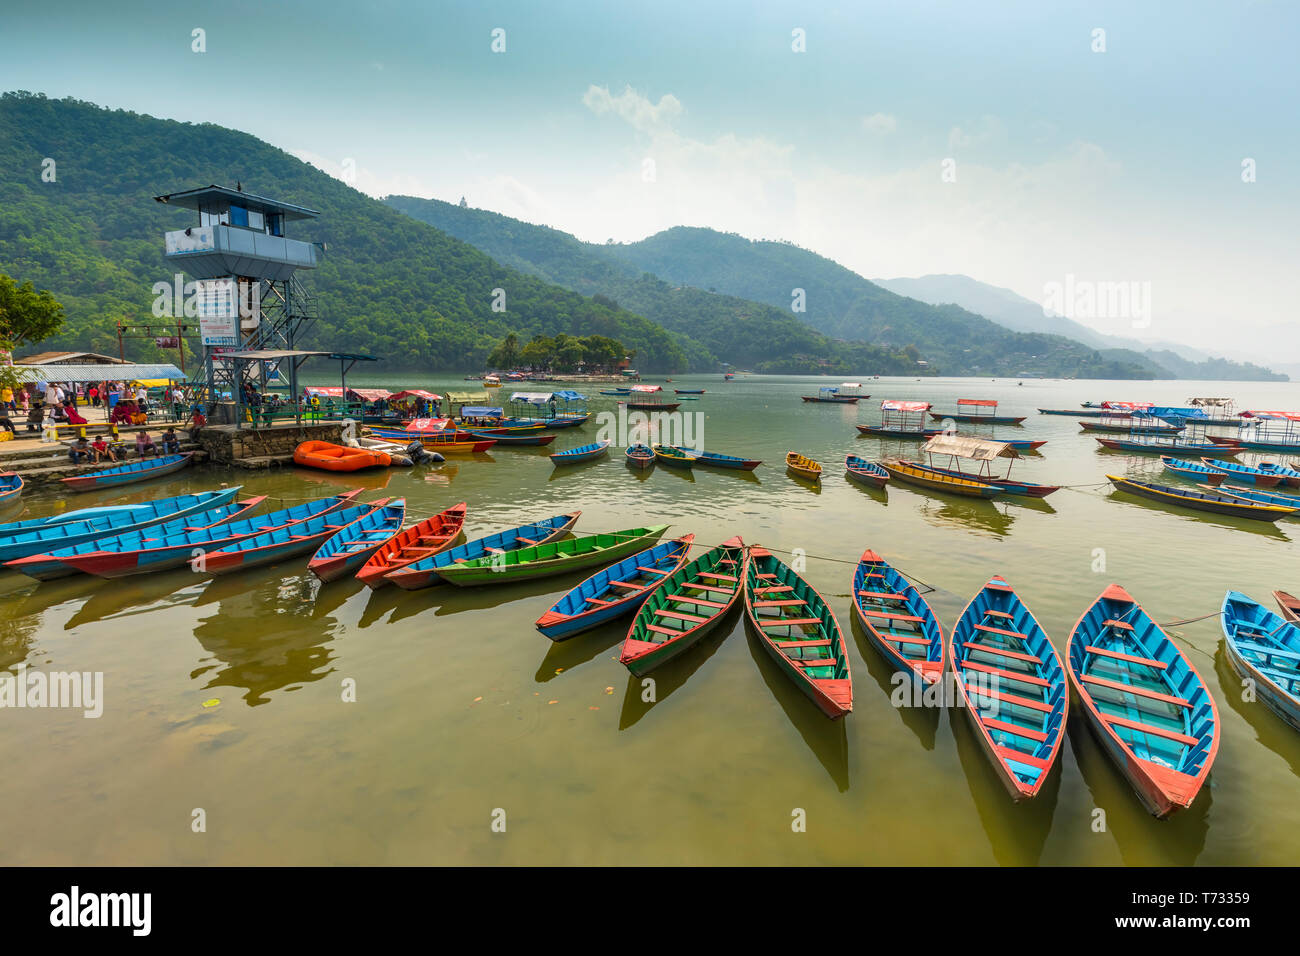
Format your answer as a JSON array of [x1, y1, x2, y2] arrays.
[[68, 427, 183, 464]]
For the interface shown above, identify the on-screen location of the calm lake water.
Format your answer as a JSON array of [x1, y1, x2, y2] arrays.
[[2, 374, 1298, 865]]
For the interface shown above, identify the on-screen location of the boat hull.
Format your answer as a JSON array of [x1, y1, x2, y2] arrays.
[[856, 424, 945, 439], [910, 463, 1058, 497], [437, 526, 669, 587], [386, 512, 580, 590], [1095, 438, 1240, 457], [60, 453, 194, 492], [1108, 475, 1295, 521], [356, 502, 467, 588], [930, 413, 1026, 425], [878, 460, 1000, 498]]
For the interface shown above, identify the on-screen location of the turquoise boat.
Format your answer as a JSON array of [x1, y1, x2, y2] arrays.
[[1212, 483, 1300, 514], [624, 444, 655, 469], [53, 491, 363, 578], [385, 511, 581, 590], [308, 499, 406, 582], [5, 495, 267, 581], [1221, 591, 1300, 732], [1203, 457, 1300, 487], [202, 499, 390, 575], [1160, 455, 1225, 485], [852, 549, 942, 684], [535, 535, 694, 640], [550, 440, 609, 464], [692, 448, 761, 470], [0, 487, 243, 564], [61, 452, 194, 492], [0, 473, 22, 506], [1068, 584, 1219, 817]]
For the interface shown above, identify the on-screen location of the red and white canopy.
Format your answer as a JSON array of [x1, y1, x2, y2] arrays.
[[629, 384, 663, 393], [881, 400, 930, 412], [391, 389, 441, 401], [1102, 401, 1155, 411], [404, 417, 452, 432], [957, 398, 998, 407], [303, 386, 344, 397], [1239, 409, 1300, 422], [349, 388, 392, 402]]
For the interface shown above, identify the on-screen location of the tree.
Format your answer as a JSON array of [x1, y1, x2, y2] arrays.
[[0, 273, 66, 390], [486, 332, 520, 369]]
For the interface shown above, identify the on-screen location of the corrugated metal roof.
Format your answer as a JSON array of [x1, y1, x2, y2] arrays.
[[17, 363, 186, 383]]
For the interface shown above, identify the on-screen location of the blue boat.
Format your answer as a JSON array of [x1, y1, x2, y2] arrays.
[[851, 549, 942, 684], [0, 487, 243, 564], [0, 473, 22, 506], [652, 444, 696, 468], [545, 414, 590, 429], [950, 575, 1068, 800], [53, 491, 363, 578], [386, 511, 581, 590], [1160, 455, 1226, 485], [1212, 483, 1300, 514], [600, 388, 632, 396], [61, 452, 194, 492], [674, 388, 706, 394], [844, 455, 889, 488], [6, 495, 267, 581], [692, 448, 761, 470], [1068, 584, 1219, 817], [534, 535, 694, 640], [0, 501, 181, 538], [202, 499, 389, 575], [625, 444, 655, 469], [550, 440, 609, 465], [1221, 591, 1300, 732], [1203, 457, 1300, 487], [308, 499, 406, 582]]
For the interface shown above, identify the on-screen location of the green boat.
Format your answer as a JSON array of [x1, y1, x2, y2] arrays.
[[436, 525, 670, 587]]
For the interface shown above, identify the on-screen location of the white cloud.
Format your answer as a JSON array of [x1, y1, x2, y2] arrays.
[[582, 85, 683, 133], [947, 115, 1005, 152], [861, 112, 897, 134]]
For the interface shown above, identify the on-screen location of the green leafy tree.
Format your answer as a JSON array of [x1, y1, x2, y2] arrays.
[[0, 272, 66, 389]]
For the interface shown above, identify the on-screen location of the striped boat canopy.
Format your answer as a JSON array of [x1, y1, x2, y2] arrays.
[[1240, 410, 1300, 421], [922, 435, 1020, 460], [629, 385, 662, 393], [881, 400, 930, 412], [391, 389, 440, 401], [957, 398, 998, 407], [17, 363, 186, 383]]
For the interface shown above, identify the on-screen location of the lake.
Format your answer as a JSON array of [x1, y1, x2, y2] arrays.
[[1, 374, 1297, 865]]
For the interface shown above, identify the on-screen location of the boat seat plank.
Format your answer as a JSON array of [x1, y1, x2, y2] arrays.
[[668, 594, 727, 609], [974, 623, 1028, 641], [756, 573, 777, 580], [698, 571, 737, 582], [965, 681, 1051, 713], [608, 580, 646, 591], [1102, 618, 1135, 631], [1080, 673, 1189, 707], [793, 658, 836, 668], [1085, 645, 1167, 669], [1233, 639, 1300, 663], [684, 582, 736, 595], [860, 609, 923, 623], [653, 609, 708, 624], [960, 659, 1051, 688], [753, 599, 806, 608], [982, 716, 1048, 743], [857, 590, 907, 601], [636, 566, 670, 575], [760, 617, 823, 628], [645, 624, 684, 638], [983, 609, 1014, 620], [878, 632, 931, 646], [963, 641, 1040, 665], [994, 745, 1052, 770], [776, 639, 834, 649], [985, 581, 1015, 591], [1104, 713, 1199, 746], [756, 585, 795, 594], [584, 597, 615, 607]]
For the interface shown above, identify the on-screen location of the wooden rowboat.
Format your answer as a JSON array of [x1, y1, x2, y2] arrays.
[[674, 389, 706, 394], [855, 424, 946, 439], [844, 455, 889, 489], [201, 499, 389, 575], [653, 445, 696, 468], [1160, 455, 1225, 485], [1203, 457, 1297, 487], [909, 462, 1059, 497], [435, 525, 670, 587], [535, 535, 694, 640], [5, 495, 267, 581], [852, 550, 942, 684], [1094, 437, 1240, 457], [356, 502, 467, 588], [0, 472, 23, 506], [1107, 474, 1297, 521], [877, 460, 1000, 498], [367, 427, 497, 452], [745, 546, 852, 718], [60, 452, 194, 492], [950, 576, 1068, 800], [53, 491, 363, 578], [550, 440, 610, 465], [1079, 420, 1184, 435], [693, 449, 761, 470], [385, 511, 581, 590], [620, 536, 745, 675], [308, 499, 406, 582], [1222, 591, 1300, 732], [1275, 590, 1300, 625], [1209, 484, 1300, 514], [785, 452, 822, 481], [1068, 584, 1219, 817], [624, 444, 655, 469], [464, 430, 556, 446], [0, 487, 244, 564]]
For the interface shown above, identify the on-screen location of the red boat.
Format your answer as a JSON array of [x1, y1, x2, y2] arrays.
[[356, 502, 468, 589]]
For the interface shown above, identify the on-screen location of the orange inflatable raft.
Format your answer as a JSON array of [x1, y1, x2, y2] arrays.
[[294, 440, 392, 472]]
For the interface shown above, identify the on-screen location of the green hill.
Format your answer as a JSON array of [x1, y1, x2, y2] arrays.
[[385, 202, 1158, 380], [383, 196, 923, 375], [0, 91, 700, 372]]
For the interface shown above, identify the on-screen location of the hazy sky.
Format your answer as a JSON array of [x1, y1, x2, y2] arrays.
[[3, 0, 1297, 359]]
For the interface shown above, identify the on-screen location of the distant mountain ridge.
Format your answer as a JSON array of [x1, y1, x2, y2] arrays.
[[874, 274, 1285, 381], [384, 203, 1160, 380]]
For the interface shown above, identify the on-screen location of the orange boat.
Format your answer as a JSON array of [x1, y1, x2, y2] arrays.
[[356, 502, 468, 588], [294, 440, 391, 472]]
